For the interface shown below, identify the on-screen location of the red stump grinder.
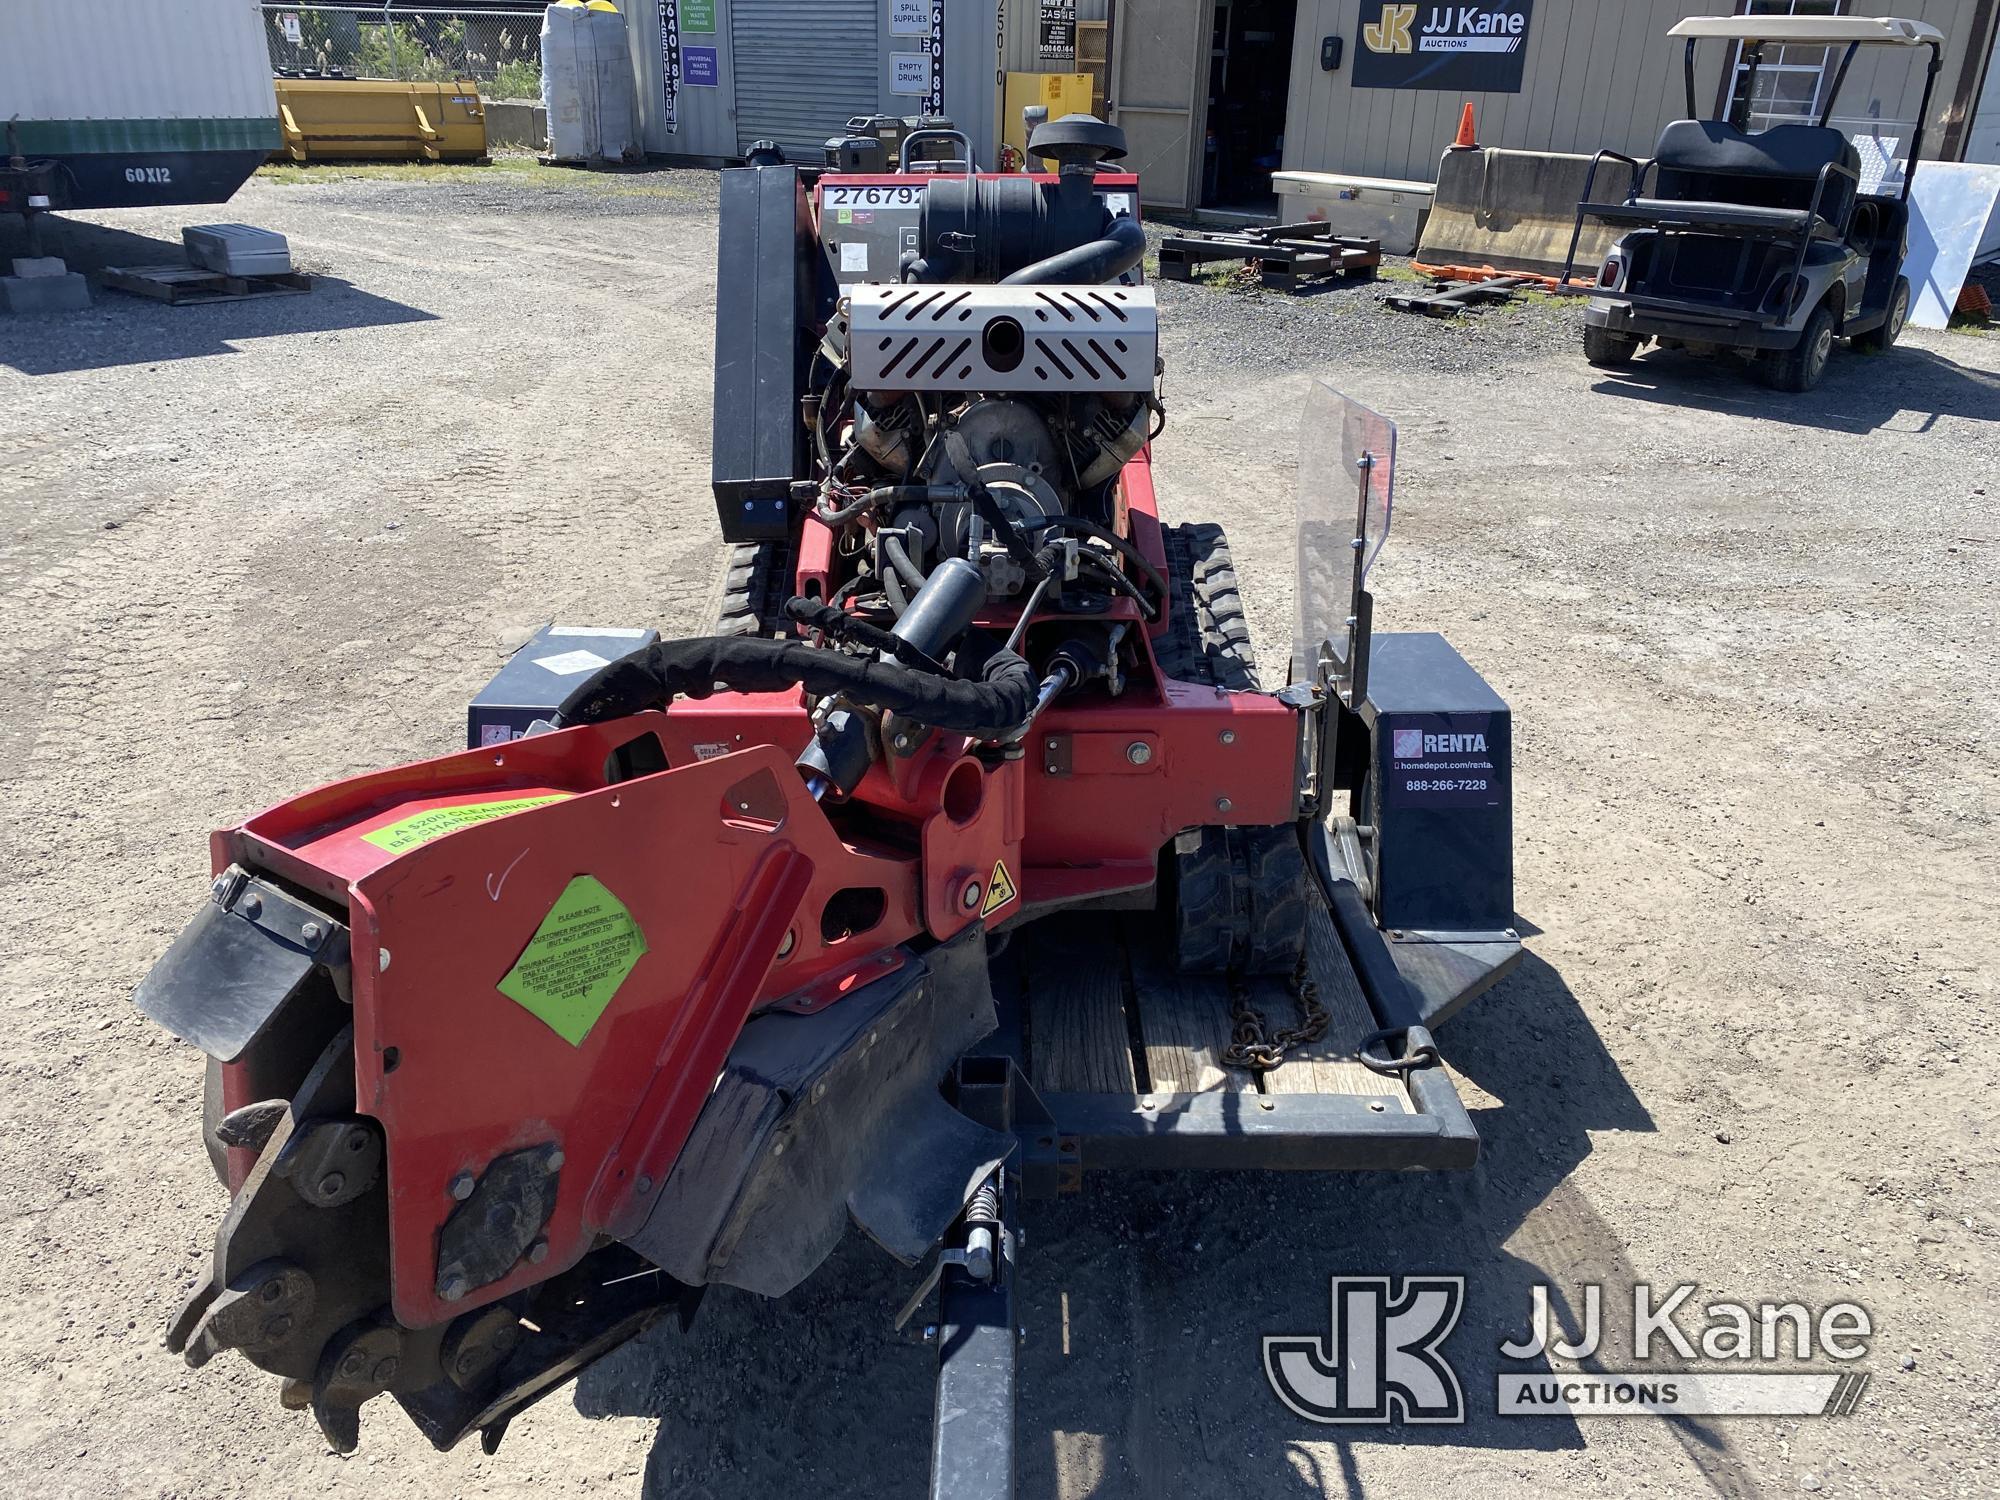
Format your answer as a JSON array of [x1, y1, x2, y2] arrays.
[[136, 117, 1520, 1493]]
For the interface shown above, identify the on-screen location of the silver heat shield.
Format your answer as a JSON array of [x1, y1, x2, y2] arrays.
[[847, 284, 1158, 395]]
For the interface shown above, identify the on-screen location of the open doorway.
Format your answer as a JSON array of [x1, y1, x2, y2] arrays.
[[1200, 0, 1297, 211]]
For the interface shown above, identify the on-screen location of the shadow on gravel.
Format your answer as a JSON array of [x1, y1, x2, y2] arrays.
[[570, 948, 1755, 1500], [0, 217, 434, 376], [1586, 343, 1999, 434]]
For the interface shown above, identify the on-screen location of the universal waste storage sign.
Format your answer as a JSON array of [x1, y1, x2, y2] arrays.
[[1354, 2, 1533, 93]]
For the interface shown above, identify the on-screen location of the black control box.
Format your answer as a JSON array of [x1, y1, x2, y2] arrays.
[[1360, 632, 1513, 934]]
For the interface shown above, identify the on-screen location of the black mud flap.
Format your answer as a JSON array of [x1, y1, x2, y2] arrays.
[[628, 925, 1011, 1297], [133, 866, 351, 1062]]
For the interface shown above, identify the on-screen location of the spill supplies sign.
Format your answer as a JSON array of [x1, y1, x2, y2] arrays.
[[1354, 1, 1534, 93], [497, 875, 648, 1046]]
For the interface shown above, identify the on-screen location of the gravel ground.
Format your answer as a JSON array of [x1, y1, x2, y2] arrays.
[[1, 166, 1996, 1500]]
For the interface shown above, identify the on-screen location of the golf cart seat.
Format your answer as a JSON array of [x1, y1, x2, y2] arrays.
[[1595, 198, 1822, 235], [1639, 119, 1861, 238]]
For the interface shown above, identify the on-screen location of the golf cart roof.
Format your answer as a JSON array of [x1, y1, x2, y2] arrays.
[[1667, 15, 1943, 47]]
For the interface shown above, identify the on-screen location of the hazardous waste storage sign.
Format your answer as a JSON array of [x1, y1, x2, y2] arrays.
[[498, 875, 648, 1045], [1354, 1, 1534, 93]]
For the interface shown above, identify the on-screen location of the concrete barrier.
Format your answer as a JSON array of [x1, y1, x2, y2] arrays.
[[483, 98, 548, 153], [1417, 147, 1630, 281]]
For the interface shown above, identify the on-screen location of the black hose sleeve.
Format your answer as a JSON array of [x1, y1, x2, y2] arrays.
[[556, 636, 1036, 733], [998, 216, 1147, 286]]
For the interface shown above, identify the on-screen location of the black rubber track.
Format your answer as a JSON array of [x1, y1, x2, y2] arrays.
[[1155, 522, 1259, 692], [1158, 523, 1306, 974], [712, 538, 796, 638]]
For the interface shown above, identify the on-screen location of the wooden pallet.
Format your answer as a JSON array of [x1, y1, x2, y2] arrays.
[[1010, 903, 1412, 1109], [102, 264, 313, 306]]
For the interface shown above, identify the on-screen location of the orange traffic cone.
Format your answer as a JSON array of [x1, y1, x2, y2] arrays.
[[1450, 103, 1477, 150]]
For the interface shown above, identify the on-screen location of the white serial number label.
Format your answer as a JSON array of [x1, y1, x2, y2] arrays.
[[822, 184, 922, 208], [125, 166, 174, 184]]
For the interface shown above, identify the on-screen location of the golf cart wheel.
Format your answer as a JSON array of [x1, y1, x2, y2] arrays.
[[1759, 298, 1837, 393], [1854, 276, 1910, 353], [1582, 325, 1640, 367]]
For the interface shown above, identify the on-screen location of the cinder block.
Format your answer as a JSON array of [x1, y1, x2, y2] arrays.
[[11, 256, 70, 279], [0, 272, 91, 313]]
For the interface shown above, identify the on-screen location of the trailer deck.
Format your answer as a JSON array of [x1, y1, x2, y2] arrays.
[[1015, 909, 1408, 1103]]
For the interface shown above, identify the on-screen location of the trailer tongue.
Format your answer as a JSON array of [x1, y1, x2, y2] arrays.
[[134, 117, 1520, 1490]]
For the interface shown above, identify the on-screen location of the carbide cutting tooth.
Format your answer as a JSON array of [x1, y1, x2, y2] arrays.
[[214, 1098, 289, 1152], [177, 1259, 316, 1369], [163, 1278, 218, 1356], [311, 1393, 362, 1455], [309, 1320, 404, 1455]]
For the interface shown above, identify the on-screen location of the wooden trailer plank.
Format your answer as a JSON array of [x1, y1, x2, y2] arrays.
[[1022, 915, 1137, 1094], [1261, 900, 1415, 1106], [1125, 922, 1245, 1094]]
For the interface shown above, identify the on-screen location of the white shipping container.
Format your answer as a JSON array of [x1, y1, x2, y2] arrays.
[[1, 0, 279, 209]]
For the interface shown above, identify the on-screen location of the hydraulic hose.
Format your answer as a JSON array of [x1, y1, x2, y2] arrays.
[[1045, 514, 1169, 612], [998, 216, 1146, 286], [815, 483, 965, 528], [880, 531, 931, 593], [555, 635, 1037, 734], [1075, 547, 1156, 619]]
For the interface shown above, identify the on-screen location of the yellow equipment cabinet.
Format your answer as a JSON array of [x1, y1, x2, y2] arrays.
[[1001, 73, 1094, 169], [274, 77, 488, 163]]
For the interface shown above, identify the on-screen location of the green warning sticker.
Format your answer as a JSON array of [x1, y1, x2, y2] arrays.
[[496, 874, 648, 1046], [360, 794, 568, 854]]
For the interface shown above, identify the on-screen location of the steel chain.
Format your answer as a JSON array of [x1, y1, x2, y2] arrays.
[[1221, 955, 1329, 1072]]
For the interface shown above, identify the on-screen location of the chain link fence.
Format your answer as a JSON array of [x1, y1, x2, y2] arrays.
[[263, 5, 545, 96]]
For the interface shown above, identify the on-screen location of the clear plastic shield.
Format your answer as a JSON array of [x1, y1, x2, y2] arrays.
[[1293, 382, 1396, 685]]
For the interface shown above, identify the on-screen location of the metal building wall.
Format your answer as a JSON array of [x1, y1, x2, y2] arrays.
[[1827, 0, 1987, 153], [1280, 0, 1988, 184], [1281, 0, 1733, 182], [1970, 23, 2000, 160]]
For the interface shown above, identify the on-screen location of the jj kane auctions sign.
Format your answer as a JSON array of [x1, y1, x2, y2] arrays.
[[1354, 2, 1534, 93]]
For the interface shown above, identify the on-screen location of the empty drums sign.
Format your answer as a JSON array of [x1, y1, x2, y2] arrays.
[[1355, 2, 1534, 92]]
